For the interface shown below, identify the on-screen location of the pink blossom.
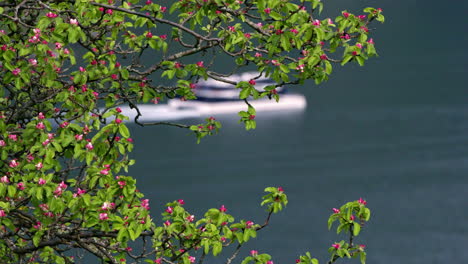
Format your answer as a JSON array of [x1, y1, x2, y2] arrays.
[[0, 210, 6, 217], [356, 43, 363, 49], [359, 244, 366, 249], [33, 28, 41, 34], [340, 33, 350, 40], [75, 134, 83, 141], [85, 142, 93, 150], [37, 112, 45, 119], [17, 182, 25, 190], [249, 115, 256, 120], [36, 122, 45, 130], [249, 79, 256, 85], [55, 42, 62, 49], [42, 139, 50, 146], [358, 198, 367, 205], [46, 12, 58, 18], [296, 259, 300, 263], [118, 181, 126, 188], [188, 256, 195, 263], [116, 107, 122, 113], [271, 60, 280, 66], [8, 134, 17, 141], [350, 215, 355, 221], [73, 188, 86, 198], [9, 160, 19, 168], [29, 59, 38, 66], [99, 213, 109, 220], [100, 169, 109, 175], [177, 199, 185, 205], [0, 176, 9, 183], [244, 33, 251, 38], [267, 261, 274, 264], [79, 67, 86, 72], [367, 38, 374, 45], [246, 221, 254, 228], [160, 6, 167, 12], [126, 138, 134, 143], [277, 187, 284, 192], [146, 32, 153, 38], [228, 26, 236, 32], [101, 202, 114, 210], [12, 68, 21, 76], [154, 259, 162, 264], [33, 221, 42, 229], [196, 61, 204, 67], [54, 186, 63, 196], [358, 15, 367, 20], [352, 51, 358, 56], [115, 118, 122, 124], [70, 18, 79, 25], [219, 205, 227, 212], [332, 208, 340, 214], [342, 12, 350, 18], [254, 52, 262, 57], [332, 243, 340, 249], [250, 250, 258, 256], [264, 8, 271, 14], [146, 0, 152, 5], [165, 206, 173, 214], [0, 140, 5, 147], [296, 64, 305, 72], [141, 199, 150, 210], [320, 54, 328, 60], [106, 9, 113, 15], [189, 83, 196, 89], [290, 28, 299, 34], [164, 220, 171, 226], [60, 122, 69, 128], [186, 215, 195, 222], [38, 178, 46, 185], [327, 18, 334, 25], [35, 162, 43, 170], [312, 19, 320, 26]]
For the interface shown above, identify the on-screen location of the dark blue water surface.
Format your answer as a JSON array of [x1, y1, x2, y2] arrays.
[[126, 0, 468, 263]]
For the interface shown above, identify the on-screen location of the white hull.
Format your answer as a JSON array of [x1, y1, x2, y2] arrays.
[[116, 94, 306, 122]]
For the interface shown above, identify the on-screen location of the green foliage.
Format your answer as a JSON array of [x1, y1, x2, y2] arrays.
[[0, 0, 383, 263]]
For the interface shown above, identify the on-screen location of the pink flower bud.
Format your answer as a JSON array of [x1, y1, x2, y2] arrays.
[[70, 19, 79, 25], [12, 68, 21, 76], [332, 243, 340, 249], [35, 162, 43, 170], [249, 79, 256, 85], [332, 208, 340, 214], [85, 142, 93, 150], [250, 250, 258, 256], [219, 205, 227, 212], [0, 176, 9, 183], [264, 8, 271, 14], [99, 213, 109, 220], [358, 198, 367, 205], [0, 210, 6, 217], [38, 178, 46, 185], [36, 122, 45, 130], [17, 182, 25, 190]]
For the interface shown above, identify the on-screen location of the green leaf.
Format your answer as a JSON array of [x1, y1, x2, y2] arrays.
[[119, 125, 130, 138], [356, 56, 365, 66], [239, 88, 250, 99], [353, 222, 361, 236]]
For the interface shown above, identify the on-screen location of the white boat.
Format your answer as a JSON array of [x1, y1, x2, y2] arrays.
[[115, 72, 306, 122]]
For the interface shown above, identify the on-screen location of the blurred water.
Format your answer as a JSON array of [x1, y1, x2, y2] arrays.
[[128, 103, 468, 263], [124, 0, 468, 263]]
